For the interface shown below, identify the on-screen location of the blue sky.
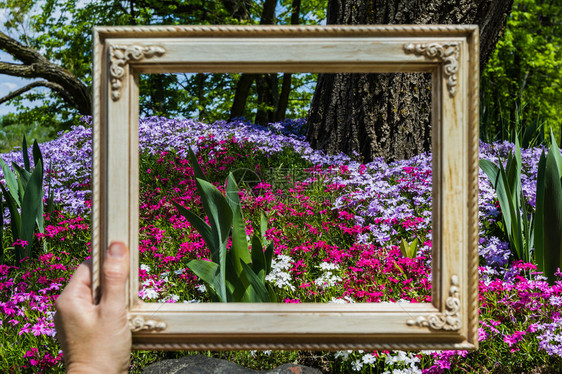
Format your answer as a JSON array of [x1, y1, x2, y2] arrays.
[[0, 6, 42, 117]]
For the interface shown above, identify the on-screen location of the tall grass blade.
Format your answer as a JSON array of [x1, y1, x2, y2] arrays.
[[22, 135, 30, 172], [542, 135, 562, 283], [535, 150, 547, 272], [20, 160, 43, 260], [0, 159, 20, 206]]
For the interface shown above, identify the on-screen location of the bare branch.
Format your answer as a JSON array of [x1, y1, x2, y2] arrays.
[[0, 30, 91, 114], [0, 61, 36, 77], [0, 80, 66, 105], [0, 30, 47, 65]]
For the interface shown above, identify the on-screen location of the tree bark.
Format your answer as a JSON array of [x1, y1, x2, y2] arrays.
[[0, 31, 91, 115], [306, 0, 514, 162], [255, 73, 279, 125], [229, 73, 257, 120]]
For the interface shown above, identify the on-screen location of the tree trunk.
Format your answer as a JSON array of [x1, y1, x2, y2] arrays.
[[255, 73, 279, 125], [274, 0, 301, 122], [229, 74, 257, 120], [306, 0, 514, 162], [229, 0, 278, 123]]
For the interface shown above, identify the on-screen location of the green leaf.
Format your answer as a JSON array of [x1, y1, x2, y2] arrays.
[[260, 211, 268, 242], [542, 134, 562, 284], [172, 201, 217, 255], [226, 175, 251, 274], [32, 140, 44, 174], [20, 160, 44, 261], [188, 146, 207, 181], [22, 135, 30, 172], [186, 259, 223, 301], [13, 162, 31, 186], [266, 284, 277, 303], [225, 173, 241, 209], [0, 158, 20, 206], [399, 238, 418, 258], [225, 253, 250, 302], [46, 160, 55, 217], [251, 233, 266, 281], [264, 242, 274, 275], [240, 260, 271, 302], [534, 150, 547, 271], [1, 183, 21, 249], [195, 178, 233, 247]]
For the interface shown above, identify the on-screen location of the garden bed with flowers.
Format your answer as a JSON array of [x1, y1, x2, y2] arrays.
[[1, 117, 561, 373]]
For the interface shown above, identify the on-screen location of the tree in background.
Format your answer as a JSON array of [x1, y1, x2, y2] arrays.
[[0, 0, 325, 136], [306, 0, 514, 163], [481, 0, 561, 144]]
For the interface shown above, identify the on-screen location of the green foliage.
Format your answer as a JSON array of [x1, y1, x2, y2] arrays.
[[480, 102, 545, 148], [0, 113, 57, 153], [0, 136, 52, 263], [480, 138, 534, 263], [534, 131, 562, 284], [481, 0, 562, 144], [173, 147, 276, 302], [399, 238, 419, 259], [0, 0, 326, 129]]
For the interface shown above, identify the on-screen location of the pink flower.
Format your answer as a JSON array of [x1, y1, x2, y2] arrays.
[[24, 348, 38, 358], [18, 323, 31, 335], [478, 327, 488, 341], [503, 331, 526, 347], [12, 239, 28, 247]]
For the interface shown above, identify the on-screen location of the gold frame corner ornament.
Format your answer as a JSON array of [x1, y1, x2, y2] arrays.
[[109, 45, 166, 101], [407, 275, 461, 331], [129, 315, 167, 332], [403, 42, 459, 96]]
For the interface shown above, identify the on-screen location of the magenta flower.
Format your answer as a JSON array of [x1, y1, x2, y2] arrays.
[[503, 330, 526, 347]]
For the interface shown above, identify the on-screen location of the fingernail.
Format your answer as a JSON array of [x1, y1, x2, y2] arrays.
[[108, 242, 125, 258]]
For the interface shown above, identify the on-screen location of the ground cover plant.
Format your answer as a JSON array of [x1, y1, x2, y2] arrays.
[[1, 117, 561, 373]]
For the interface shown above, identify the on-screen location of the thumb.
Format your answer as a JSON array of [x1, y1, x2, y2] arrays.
[[100, 241, 129, 312]]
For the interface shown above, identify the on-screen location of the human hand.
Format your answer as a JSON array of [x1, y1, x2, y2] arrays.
[[54, 241, 131, 373]]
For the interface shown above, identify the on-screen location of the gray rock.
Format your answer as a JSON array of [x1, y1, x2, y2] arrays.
[[141, 354, 322, 374]]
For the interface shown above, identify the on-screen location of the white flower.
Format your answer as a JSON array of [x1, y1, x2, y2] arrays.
[[329, 297, 346, 304], [265, 255, 296, 291], [334, 350, 352, 361], [550, 295, 562, 306], [196, 284, 207, 293], [318, 262, 339, 271], [362, 353, 376, 364], [158, 294, 180, 303], [140, 288, 159, 300], [351, 360, 363, 371], [314, 272, 342, 289], [314, 262, 342, 289], [140, 264, 151, 272]]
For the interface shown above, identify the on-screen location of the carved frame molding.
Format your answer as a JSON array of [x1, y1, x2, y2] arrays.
[[92, 25, 480, 351], [407, 276, 462, 331], [109, 45, 166, 100], [404, 42, 460, 96]]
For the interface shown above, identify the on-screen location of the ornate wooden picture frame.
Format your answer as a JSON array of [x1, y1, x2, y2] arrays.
[[92, 25, 479, 350]]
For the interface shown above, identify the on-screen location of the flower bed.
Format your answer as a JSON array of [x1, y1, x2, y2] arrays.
[[1, 117, 561, 373]]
